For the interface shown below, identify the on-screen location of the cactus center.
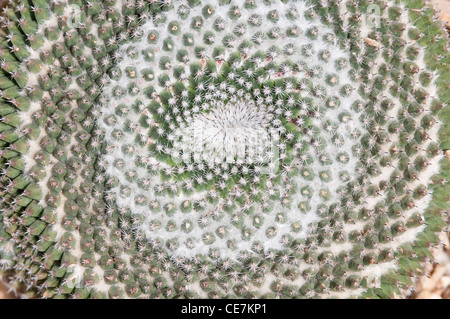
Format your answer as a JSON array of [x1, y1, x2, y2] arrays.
[[172, 100, 276, 166]]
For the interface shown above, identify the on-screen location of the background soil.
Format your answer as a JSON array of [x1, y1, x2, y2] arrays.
[[0, 0, 448, 299]]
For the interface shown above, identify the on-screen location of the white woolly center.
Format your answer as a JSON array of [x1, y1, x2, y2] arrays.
[[173, 101, 274, 165]]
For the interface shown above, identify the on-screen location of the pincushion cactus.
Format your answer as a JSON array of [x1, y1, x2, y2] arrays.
[[0, 0, 448, 299]]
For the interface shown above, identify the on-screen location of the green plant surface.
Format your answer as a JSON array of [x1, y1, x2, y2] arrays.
[[0, 0, 448, 299]]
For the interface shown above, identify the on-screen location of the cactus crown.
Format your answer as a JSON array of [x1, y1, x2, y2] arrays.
[[0, 0, 449, 299]]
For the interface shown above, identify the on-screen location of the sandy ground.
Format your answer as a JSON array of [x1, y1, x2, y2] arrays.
[[0, 280, 14, 299], [411, 233, 450, 299], [0, 0, 448, 300]]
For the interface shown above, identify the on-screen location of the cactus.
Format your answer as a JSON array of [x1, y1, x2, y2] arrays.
[[0, 0, 448, 299]]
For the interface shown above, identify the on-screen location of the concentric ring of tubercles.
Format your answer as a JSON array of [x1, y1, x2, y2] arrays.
[[0, 0, 448, 299], [99, 0, 370, 260]]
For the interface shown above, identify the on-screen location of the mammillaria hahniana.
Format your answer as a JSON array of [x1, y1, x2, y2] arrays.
[[0, 0, 448, 299]]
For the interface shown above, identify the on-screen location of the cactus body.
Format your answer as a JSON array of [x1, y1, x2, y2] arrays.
[[0, 0, 449, 299]]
